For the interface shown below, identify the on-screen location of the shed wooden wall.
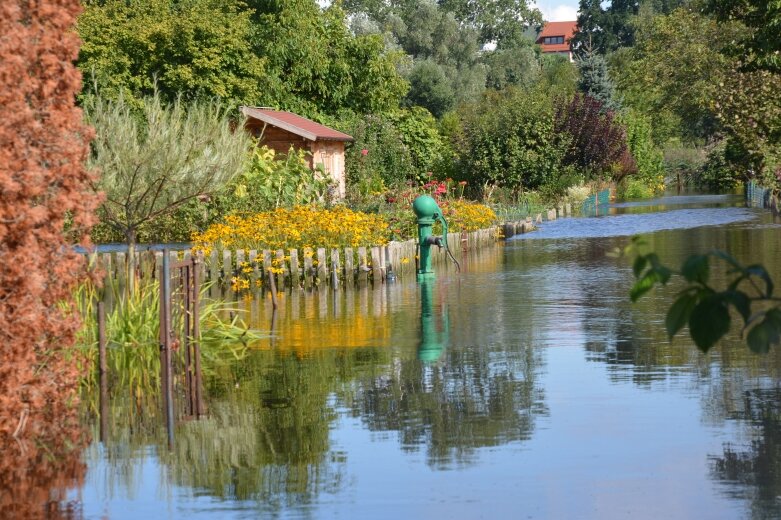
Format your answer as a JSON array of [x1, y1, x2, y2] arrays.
[[311, 141, 346, 198], [245, 120, 308, 157], [244, 119, 347, 199]]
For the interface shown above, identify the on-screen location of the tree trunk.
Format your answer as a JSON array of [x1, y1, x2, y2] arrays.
[[126, 228, 137, 295]]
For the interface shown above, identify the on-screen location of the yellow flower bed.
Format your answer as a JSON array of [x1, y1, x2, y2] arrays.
[[443, 200, 497, 232], [192, 206, 390, 256]]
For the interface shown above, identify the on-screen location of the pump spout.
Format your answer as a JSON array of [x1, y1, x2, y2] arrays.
[[437, 214, 449, 250], [424, 235, 444, 248]]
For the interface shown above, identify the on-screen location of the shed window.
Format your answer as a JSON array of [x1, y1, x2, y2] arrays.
[[543, 36, 565, 45]]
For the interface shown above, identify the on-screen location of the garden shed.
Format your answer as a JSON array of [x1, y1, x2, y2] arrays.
[[241, 107, 353, 199]]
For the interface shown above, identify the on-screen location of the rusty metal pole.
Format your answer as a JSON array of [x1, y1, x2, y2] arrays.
[[98, 301, 108, 444], [183, 264, 194, 416], [161, 250, 175, 448], [159, 267, 166, 407], [270, 308, 278, 349], [192, 257, 204, 416], [268, 269, 278, 309]]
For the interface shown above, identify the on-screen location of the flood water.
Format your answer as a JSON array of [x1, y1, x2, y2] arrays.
[[60, 194, 781, 518]]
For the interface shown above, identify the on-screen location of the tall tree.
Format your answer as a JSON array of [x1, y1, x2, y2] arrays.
[[78, 0, 268, 106], [406, 59, 456, 117], [438, 0, 543, 45], [613, 9, 733, 143], [343, 0, 543, 46], [85, 92, 250, 289], [703, 0, 781, 73], [1, 0, 99, 514], [572, 0, 640, 55], [249, 0, 408, 117]]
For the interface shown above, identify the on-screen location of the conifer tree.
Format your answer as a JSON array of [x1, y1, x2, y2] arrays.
[[576, 49, 621, 112]]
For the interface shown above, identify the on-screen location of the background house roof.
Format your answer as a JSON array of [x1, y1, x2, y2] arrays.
[[241, 107, 353, 142], [536, 21, 578, 53]]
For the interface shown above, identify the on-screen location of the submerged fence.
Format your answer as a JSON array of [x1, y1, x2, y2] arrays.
[[87, 227, 500, 294], [581, 189, 611, 216], [747, 181, 780, 214]]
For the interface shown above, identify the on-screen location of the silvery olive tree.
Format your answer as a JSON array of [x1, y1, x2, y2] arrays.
[[85, 92, 250, 290]]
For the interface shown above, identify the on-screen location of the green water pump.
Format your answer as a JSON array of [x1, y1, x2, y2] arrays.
[[412, 195, 450, 279]]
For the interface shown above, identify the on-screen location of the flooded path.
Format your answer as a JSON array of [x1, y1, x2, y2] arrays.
[[72, 194, 781, 519]]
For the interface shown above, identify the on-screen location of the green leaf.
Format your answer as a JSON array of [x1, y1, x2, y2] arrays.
[[727, 273, 747, 292], [633, 255, 648, 278], [655, 265, 672, 284], [630, 271, 657, 302], [666, 293, 697, 340], [681, 254, 709, 284], [746, 312, 781, 354], [711, 250, 742, 270], [745, 264, 774, 297], [689, 295, 731, 352], [721, 290, 751, 323]]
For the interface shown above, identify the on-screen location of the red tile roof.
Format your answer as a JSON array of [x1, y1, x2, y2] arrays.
[[241, 107, 353, 142], [536, 21, 578, 53]]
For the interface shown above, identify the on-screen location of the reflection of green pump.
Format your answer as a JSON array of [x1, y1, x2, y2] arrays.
[[418, 280, 449, 362], [412, 195, 458, 280]]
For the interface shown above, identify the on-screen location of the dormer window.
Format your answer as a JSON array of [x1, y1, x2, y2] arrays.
[[543, 36, 565, 45]]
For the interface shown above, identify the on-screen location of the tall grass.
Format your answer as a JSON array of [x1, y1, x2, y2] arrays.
[[74, 277, 267, 400]]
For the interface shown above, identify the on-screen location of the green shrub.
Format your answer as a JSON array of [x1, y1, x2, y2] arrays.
[[618, 177, 654, 199], [341, 113, 413, 197], [663, 145, 706, 187], [453, 86, 569, 197], [341, 107, 450, 202], [622, 110, 666, 193], [697, 142, 744, 192]]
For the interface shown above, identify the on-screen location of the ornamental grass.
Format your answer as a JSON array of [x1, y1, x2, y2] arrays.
[[192, 206, 390, 255]]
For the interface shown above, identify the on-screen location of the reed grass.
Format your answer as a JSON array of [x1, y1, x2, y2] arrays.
[[74, 277, 267, 399]]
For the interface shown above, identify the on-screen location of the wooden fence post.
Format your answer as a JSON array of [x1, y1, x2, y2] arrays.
[[262, 250, 272, 291], [303, 247, 313, 289], [357, 247, 368, 286], [371, 246, 382, 284], [331, 249, 341, 288], [316, 248, 327, 286], [344, 247, 354, 288], [289, 249, 300, 288], [222, 250, 232, 287], [275, 249, 286, 290]]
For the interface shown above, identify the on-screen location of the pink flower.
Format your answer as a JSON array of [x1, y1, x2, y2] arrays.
[[361, 149, 368, 156]]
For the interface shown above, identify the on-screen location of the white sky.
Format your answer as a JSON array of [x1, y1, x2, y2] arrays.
[[532, 0, 579, 22]]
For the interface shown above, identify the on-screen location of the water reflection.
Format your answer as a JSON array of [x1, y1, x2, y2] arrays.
[[168, 350, 347, 510], [514, 206, 757, 240], [62, 194, 781, 518], [350, 344, 542, 469], [0, 419, 87, 519], [710, 387, 781, 520], [418, 280, 448, 362], [83, 348, 375, 516]]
